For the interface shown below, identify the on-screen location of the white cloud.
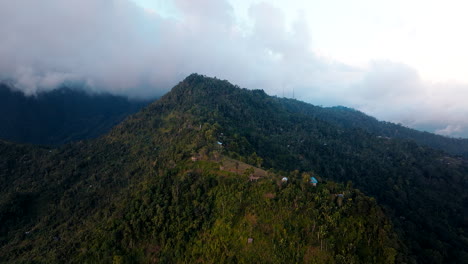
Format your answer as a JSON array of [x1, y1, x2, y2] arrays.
[[341, 62, 468, 138], [436, 125, 463, 137], [1, 0, 468, 137]]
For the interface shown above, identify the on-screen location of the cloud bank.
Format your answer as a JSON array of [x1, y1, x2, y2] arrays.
[[1, 0, 467, 137]]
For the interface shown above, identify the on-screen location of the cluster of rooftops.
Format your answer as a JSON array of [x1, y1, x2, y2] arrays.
[[281, 176, 318, 186]]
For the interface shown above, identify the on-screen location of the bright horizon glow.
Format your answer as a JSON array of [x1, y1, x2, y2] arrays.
[[133, 0, 468, 83], [236, 0, 468, 84]]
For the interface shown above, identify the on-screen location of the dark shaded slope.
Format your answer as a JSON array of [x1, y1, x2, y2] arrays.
[[0, 84, 152, 145]]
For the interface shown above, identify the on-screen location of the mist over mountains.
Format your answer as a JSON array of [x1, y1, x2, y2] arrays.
[[1, 0, 468, 137]]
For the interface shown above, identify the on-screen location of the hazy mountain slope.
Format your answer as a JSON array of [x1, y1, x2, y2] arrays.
[[0, 84, 151, 145], [0, 78, 399, 263], [280, 100, 468, 157]]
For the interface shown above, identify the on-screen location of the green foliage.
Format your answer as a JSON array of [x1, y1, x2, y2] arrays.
[[0, 74, 466, 263], [0, 141, 398, 263], [156, 74, 467, 263], [281, 103, 468, 158]]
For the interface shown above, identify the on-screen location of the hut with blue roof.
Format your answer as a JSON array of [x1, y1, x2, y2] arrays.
[[310, 177, 318, 186]]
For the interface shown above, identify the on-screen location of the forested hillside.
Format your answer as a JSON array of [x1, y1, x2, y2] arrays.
[[0, 84, 151, 145], [0, 74, 466, 263], [148, 74, 468, 263], [0, 89, 399, 262], [279, 101, 468, 157]]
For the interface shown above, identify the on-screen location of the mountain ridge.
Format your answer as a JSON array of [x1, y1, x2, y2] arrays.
[[159, 74, 468, 157], [289, 102, 468, 157], [2, 76, 467, 158]]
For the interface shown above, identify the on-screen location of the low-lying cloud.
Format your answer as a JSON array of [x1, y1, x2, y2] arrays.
[[347, 62, 468, 138], [1, 0, 467, 137]]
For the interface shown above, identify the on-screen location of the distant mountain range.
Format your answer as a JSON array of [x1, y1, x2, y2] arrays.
[[0, 75, 467, 263], [282, 102, 468, 158], [0, 84, 152, 145]]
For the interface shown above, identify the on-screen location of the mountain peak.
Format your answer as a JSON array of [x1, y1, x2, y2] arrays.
[[151, 74, 267, 114], [175, 73, 266, 96], [174, 73, 237, 94]]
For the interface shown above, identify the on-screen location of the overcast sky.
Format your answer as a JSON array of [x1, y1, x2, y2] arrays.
[[1, 0, 468, 137]]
